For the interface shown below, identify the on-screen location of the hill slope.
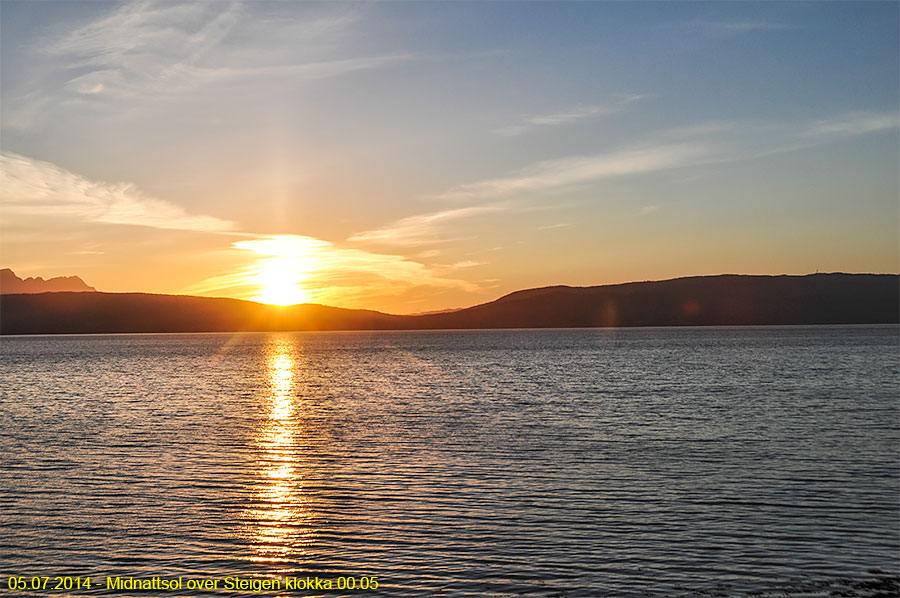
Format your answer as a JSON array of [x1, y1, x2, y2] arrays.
[[415, 273, 900, 329], [0, 273, 896, 335], [0, 292, 402, 335]]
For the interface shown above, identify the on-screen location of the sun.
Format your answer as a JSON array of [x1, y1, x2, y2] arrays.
[[234, 235, 327, 306], [255, 256, 310, 306]]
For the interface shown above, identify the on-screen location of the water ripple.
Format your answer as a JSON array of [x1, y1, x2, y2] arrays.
[[1, 326, 897, 596]]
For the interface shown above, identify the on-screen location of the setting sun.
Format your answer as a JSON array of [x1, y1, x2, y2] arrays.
[[233, 236, 326, 306], [255, 257, 310, 306], [1, 3, 898, 597]]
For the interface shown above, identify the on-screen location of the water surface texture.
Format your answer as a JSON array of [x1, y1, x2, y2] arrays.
[[2, 327, 898, 597]]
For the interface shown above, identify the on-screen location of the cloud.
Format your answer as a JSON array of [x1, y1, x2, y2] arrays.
[[432, 110, 895, 205], [348, 204, 508, 246], [709, 21, 787, 32], [1, 152, 481, 308], [431, 142, 710, 201], [735, 111, 900, 161], [31, 1, 243, 103], [656, 121, 737, 140], [55, 50, 414, 101], [805, 111, 900, 137], [373, 110, 891, 248], [0, 152, 235, 232], [184, 234, 480, 307], [5, 1, 413, 127], [685, 20, 789, 35], [494, 95, 644, 136], [45, 1, 241, 61], [352, 131, 716, 247], [450, 260, 483, 269]]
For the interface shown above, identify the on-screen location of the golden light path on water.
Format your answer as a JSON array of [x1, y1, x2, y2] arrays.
[[243, 336, 313, 566]]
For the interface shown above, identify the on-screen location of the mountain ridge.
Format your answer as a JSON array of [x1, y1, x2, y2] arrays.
[[0, 268, 96, 294], [1, 273, 897, 335], [420, 273, 899, 329]]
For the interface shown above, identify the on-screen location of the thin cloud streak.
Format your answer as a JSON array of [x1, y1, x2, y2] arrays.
[[431, 143, 710, 201], [0, 152, 235, 233], [739, 111, 900, 161], [683, 19, 789, 35], [494, 95, 644, 136], [348, 204, 508, 246], [450, 260, 483, 269], [384, 110, 894, 248], [57, 54, 416, 101], [805, 111, 900, 137], [438, 111, 897, 203], [706, 21, 788, 32], [359, 126, 723, 248]]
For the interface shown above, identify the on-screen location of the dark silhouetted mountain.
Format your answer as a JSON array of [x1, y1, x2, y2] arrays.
[[0, 292, 401, 335], [411, 273, 899, 329], [0, 273, 896, 335], [1, 268, 96, 294]]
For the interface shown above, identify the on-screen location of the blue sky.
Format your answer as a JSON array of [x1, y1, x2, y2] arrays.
[[1, 1, 897, 312]]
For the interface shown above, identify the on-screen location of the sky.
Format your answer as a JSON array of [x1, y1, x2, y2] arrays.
[[1, 1, 898, 314]]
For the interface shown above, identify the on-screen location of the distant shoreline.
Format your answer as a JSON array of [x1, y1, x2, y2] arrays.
[[2, 323, 898, 340]]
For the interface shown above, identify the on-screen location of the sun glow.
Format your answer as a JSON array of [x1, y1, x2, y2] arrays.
[[183, 233, 476, 312], [235, 236, 328, 306], [255, 256, 310, 306]]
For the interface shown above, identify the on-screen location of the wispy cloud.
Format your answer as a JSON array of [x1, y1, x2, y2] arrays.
[[709, 21, 787, 32], [435, 110, 896, 205], [6, 1, 412, 127], [449, 260, 483, 269], [805, 111, 900, 137], [1, 152, 482, 308], [431, 143, 710, 201], [0, 152, 235, 232], [371, 109, 894, 248], [19, 1, 242, 109], [738, 111, 900, 161], [656, 121, 737, 140], [353, 130, 716, 247], [494, 95, 644, 136], [684, 20, 789, 35], [58, 54, 415, 101], [348, 204, 508, 246]]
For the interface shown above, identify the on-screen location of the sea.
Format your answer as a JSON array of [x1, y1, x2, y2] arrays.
[[1, 326, 898, 597]]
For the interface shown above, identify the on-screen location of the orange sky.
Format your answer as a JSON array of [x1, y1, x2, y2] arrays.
[[1, 2, 897, 314]]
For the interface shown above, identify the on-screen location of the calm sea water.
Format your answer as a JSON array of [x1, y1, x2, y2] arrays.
[[1, 327, 898, 597]]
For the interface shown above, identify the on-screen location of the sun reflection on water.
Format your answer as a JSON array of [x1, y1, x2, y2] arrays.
[[242, 336, 313, 565]]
